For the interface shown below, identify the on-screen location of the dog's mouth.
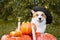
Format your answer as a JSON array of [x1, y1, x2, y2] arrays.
[[38, 20, 44, 23]]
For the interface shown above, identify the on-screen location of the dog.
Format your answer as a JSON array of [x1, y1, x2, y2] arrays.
[[31, 6, 52, 40], [31, 6, 52, 33]]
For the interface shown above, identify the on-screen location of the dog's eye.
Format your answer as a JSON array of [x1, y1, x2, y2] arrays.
[[41, 14, 44, 16], [36, 14, 39, 16]]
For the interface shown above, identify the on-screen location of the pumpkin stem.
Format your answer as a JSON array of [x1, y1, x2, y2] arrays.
[[17, 17, 21, 31]]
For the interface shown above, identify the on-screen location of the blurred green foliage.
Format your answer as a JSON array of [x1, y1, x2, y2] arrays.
[[0, 0, 60, 40]]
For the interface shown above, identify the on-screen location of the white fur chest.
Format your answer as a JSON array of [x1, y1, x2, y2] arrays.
[[31, 18, 46, 33]]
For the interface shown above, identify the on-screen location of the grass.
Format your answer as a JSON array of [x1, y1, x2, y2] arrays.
[[0, 20, 17, 39]]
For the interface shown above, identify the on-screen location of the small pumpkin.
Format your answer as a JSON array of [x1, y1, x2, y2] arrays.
[[10, 31, 22, 37], [20, 22, 37, 35]]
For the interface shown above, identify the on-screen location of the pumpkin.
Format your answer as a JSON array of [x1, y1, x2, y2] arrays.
[[22, 35, 32, 40], [36, 32, 57, 40], [10, 31, 22, 37], [36, 32, 41, 40], [1, 32, 56, 40], [20, 22, 36, 35], [1, 34, 10, 40], [7, 37, 16, 40], [7, 37, 24, 40], [43, 33, 57, 40], [7, 35, 32, 40]]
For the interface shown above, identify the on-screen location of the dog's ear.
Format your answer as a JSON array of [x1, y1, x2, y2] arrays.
[[30, 10, 35, 17], [31, 10, 35, 14]]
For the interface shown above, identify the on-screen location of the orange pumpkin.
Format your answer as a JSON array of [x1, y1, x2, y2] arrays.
[[1, 33, 56, 40], [7, 37, 16, 40], [10, 31, 22, 37], [43, 33, 57, 40], [15, 37, 24, 40], [22, 35, 32, 40], [20, 22, 36, 35], [7, 35, 32, 40], [36, 32, 57, 40], [1, 34, 10, 40]]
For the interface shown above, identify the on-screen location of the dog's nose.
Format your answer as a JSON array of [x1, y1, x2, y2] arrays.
[[39, 18, 41, 20]]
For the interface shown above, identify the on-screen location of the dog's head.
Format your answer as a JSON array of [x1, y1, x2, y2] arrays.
[[30, 6, 52, 24]]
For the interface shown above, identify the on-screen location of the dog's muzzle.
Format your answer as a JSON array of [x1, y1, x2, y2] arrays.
[[38, 18, 44, 22]]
